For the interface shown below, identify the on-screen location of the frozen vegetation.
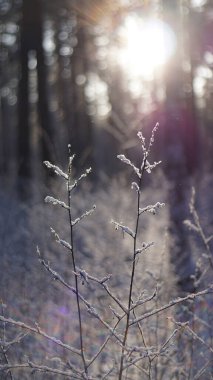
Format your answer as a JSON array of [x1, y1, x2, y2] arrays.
[[0, 128, 213, 379]]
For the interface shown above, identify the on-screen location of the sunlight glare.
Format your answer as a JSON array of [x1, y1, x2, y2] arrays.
[[191, 0, 207, 7], [117, 16, 176, 80]]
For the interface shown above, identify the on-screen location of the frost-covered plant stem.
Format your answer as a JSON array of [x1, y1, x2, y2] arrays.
[[0, 303, 14, 380], [117, 126, 161, 379], [184, 187, 213, 287], [67, 150, 87, 377], [118, 153, 147, 379], [189, 188, 213, 271]]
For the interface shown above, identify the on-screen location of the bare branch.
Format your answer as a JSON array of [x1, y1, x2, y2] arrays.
[[0, 316, 81, 356], [0, 362, 82, 379], [130, 286, 213, 326]]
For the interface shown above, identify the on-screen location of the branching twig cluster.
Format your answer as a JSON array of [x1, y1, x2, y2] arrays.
[[0, 126, 213, 379]]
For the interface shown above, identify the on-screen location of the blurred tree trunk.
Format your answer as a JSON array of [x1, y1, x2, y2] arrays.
[[0, 96, 10, 175], [54, 11, 94, 169], [18, 0, 30, 178], [162, 0, 199, 292], [18, 0, 51, 182], [70, 24, 93, 167]]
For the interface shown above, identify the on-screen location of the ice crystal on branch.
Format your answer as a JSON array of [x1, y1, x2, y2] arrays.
[[145, 160, 162, 174], [131, 182, 140, 192], [72, 205, 96, 227], [139, 202, 165, 215], [69, 168, 92, 192], [50, 228, 72, 251], [44, 196, 69, 210], [148, 122, 159, 152], [137, 131, 146, 151], [111, 220, 135, 238], [43, 161, 68, 180], [136, 242, 155, 255], [117, 154, 141, 178]]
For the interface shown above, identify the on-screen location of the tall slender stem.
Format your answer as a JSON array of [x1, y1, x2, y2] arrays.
[[118, 156, 146, 379], [68, 160, 87, 376]]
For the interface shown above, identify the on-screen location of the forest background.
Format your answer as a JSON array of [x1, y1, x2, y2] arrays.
[[0, 0, 213, 378]]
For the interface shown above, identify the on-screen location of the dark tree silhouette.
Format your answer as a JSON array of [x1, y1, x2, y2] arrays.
[[18, 0, 52, 180]]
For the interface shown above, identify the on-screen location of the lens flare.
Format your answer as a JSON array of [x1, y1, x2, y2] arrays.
[[116, 16, 176, 80]]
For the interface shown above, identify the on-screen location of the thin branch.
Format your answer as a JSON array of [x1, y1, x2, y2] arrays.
[[130, 286, 213, 326], [87, 319, 120, 369], [72, 206, 96, 227], [194, 360, 213, 380], [130, 287, 157, 312], [118, 148, 148, 379], [132, 308, 152, 379], [173, 320, 213, 354], [0, 362, 83, 379], [0, 346, 14, 380], [1, 333, 29, 352], [44, 196, 69, 210], [43, 161, 68, 180], [37, 250, 91, 308], [78, 270, 128, 314], [188, 187, 213, 271], [0, 316, 81, 356], [37, 253, 127, 347], [0, 302, 14, 380], [68, 155, 87, 375]]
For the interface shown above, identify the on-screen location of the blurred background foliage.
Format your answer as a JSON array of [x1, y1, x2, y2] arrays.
[[0, 0, 213, 335], [0, 0, 213, 194]]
